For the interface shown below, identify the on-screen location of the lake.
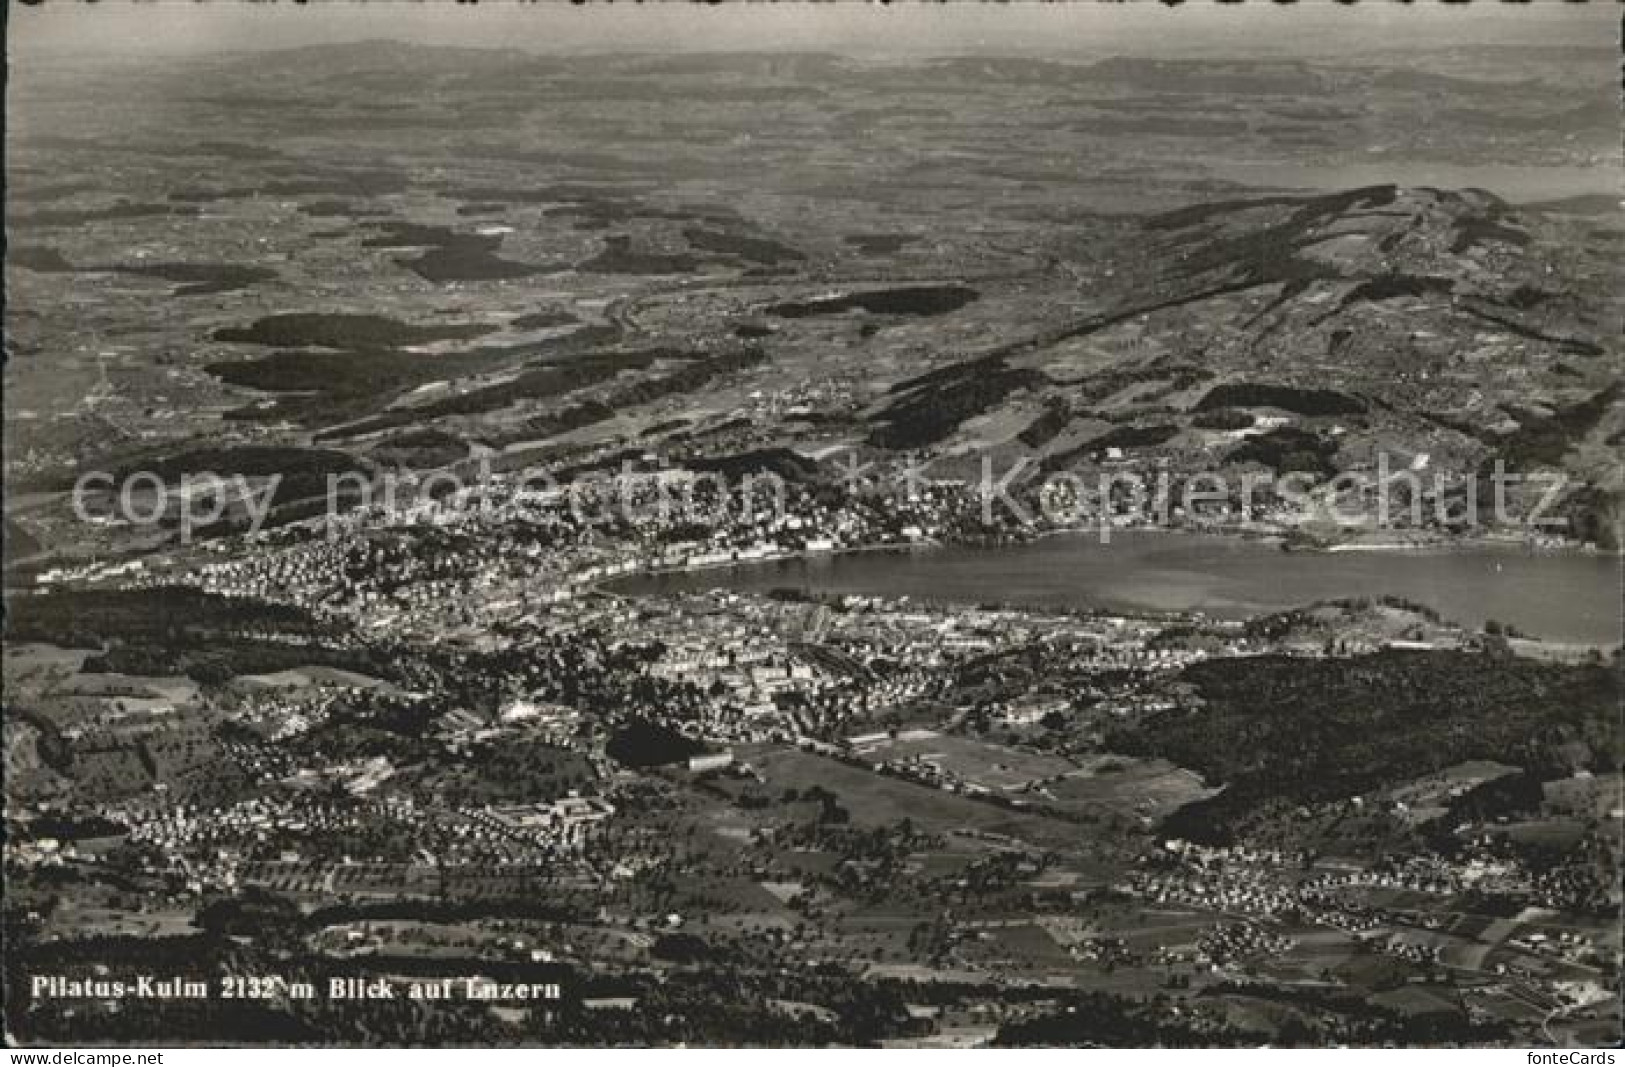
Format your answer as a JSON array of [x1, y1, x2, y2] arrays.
[[612, 531, 1621, 646], [1209, 161, 1618, 205]]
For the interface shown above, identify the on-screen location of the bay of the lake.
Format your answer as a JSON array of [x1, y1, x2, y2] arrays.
[[611, 531, 1620, 646]]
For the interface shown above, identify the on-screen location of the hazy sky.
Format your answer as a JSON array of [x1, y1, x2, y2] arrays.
[[10, 1, 1617, 61]]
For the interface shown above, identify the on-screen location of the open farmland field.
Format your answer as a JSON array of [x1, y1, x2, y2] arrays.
[[851, 732, 1078, 791], [742, 744, 1110, 856], [1041, 756, 1217, 823]]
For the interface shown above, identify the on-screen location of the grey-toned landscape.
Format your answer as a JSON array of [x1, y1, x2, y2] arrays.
[[4, 3, 1620, 1049]]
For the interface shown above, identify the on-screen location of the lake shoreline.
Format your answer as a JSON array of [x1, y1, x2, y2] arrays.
[[608, 526, 1620, 647]]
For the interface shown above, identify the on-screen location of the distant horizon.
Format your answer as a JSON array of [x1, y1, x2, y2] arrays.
[[9, 1, 1617, 62], [15, 34, 1625, 63]]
